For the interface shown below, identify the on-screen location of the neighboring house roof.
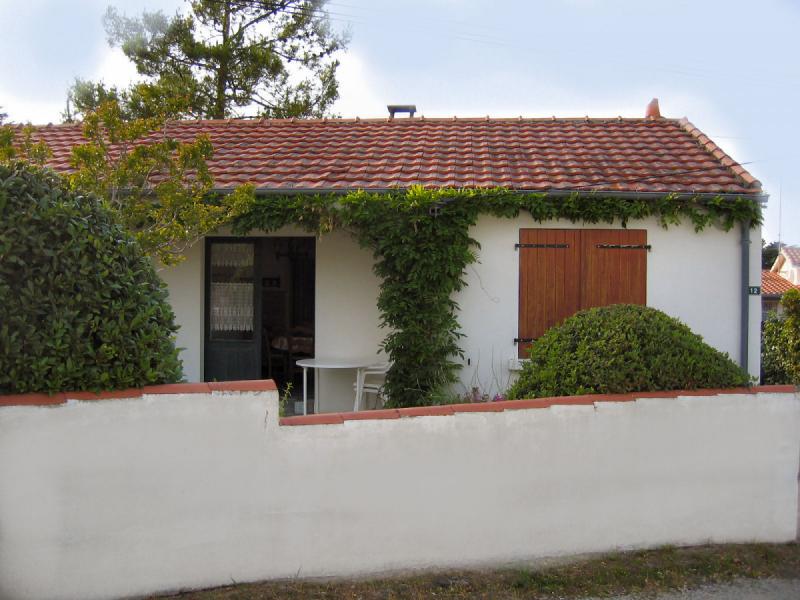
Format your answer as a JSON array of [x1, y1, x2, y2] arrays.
[[30, 115, 761, 194], [782, 245, 800, 265], [762, 270, 800, 297]]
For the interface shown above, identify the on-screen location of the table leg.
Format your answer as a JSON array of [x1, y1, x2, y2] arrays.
[[303, 366, 308, 416], [315, 368, 320, 415], [354, 367, 364, 412]]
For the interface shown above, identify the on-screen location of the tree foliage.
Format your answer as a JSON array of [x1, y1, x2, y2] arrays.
[[0, 122, 52, 166], [762, 239, 781, 269], [763, 289, 800, 385], [783, 289, 800, 384], [67, 0, 348, 121], [3, 99, 254, 266], [0, 162, 183, 394], [64, 78, 192, 122], [68, 100, 254, 265]]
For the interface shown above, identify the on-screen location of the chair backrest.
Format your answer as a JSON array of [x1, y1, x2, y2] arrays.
[[363, 361, 390, 377]]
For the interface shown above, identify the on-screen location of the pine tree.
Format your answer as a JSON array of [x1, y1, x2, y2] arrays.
[[66, 1, 348, 120]]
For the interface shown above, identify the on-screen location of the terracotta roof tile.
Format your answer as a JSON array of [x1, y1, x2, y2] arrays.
[[762, 270, 800, 297], [28, 117, 761, 194]]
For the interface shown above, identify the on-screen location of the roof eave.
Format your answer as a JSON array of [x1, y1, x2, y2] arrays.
[[219, 186, 766, 203]]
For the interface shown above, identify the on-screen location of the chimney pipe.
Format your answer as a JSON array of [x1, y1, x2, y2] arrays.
[[387, 104, 417, 118], [645, 98, 661, 119]]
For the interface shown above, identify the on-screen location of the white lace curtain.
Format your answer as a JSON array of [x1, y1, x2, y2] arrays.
[[210, 283, 254, 333], [210, 243, 254, 268], [210, 243, 254, 334]]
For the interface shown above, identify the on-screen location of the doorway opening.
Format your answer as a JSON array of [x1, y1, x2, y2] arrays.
[[204, 237, 315, 407], [259, 238, 315, 402]]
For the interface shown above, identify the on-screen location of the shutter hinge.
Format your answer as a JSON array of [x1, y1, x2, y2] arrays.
[[515, 243, 569, 250], [514, 337, 535, 344], [595, 244, 651, 250]]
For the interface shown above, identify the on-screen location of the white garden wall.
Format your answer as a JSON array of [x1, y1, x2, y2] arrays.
[[159, 217, 762, 410], [0, 385, 797, 600]]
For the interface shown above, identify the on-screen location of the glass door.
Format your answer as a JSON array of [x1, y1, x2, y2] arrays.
[[204, 239, 261, 381]]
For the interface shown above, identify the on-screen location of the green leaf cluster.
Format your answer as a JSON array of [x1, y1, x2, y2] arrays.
[[0, 123, 52, 166], [507, 305, 750, 399], [0, 162, 183, 394], [762, 289, 800, 384], [69, 100, 254, 266], [235, 187, 760, 407]]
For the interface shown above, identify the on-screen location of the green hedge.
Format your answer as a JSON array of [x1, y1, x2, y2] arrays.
[[761, 289, 800, 385], [0, 162, 182, 394], [508, 304, 749, 399]]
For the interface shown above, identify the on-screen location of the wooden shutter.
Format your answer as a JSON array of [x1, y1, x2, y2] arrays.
[[517, 229, 581, 357], [518, 228, 648, 358], [580, 229, 647, 309]]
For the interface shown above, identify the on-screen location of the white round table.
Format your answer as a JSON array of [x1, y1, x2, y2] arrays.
[[296, 357, 381, 415]]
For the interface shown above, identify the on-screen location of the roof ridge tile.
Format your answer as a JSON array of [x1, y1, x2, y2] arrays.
[[677, 117, 760, 190]]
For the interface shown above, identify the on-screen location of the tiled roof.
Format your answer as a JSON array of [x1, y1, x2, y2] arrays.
[[29, 116, 761, 194], [762, 270, 799, 296], [782, 245, 800, 265]]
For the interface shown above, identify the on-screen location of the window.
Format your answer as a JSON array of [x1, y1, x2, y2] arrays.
[[517, 229, 648, 357]]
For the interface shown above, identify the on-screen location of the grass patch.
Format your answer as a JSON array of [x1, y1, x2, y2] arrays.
[[151, 543, 800, 599]]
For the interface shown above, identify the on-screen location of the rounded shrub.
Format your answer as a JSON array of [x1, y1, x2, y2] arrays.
[[0, 162, 182, 394], [507, 304, 749, 399]]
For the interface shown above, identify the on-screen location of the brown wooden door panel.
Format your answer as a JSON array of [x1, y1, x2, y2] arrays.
[[518, 229, 581, 357], [580, 229, 647, 309]]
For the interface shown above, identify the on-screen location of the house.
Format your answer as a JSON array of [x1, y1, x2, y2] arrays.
[[33, 100, 765, 412], [771, 245, 800, 285], [762, 268, 800, 317]]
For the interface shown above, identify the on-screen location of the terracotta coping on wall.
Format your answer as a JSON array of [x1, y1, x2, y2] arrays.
[[278, 385, 799, 426], [208, 380, 278, 392], [0, 380, 277, 407], [1, 382, 794, 413]]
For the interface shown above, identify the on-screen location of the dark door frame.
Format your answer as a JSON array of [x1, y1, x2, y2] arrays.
[[203, 235, 317, 382], [204, 237, 262, 382]]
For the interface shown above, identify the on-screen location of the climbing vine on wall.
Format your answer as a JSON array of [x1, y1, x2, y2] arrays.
[[233, 187, 761, 408]]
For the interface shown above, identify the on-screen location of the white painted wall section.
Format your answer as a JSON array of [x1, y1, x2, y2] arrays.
[[314, 230, 385, 412], [159, 242, 204, 382], [1, 389, 797, 600]]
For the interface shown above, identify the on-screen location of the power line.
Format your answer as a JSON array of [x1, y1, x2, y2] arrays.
[[564, 161, 759, 192]]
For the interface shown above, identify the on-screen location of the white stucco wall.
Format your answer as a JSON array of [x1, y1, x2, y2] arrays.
[[159, 242, 205, 382], [313, 230, 385, 412], [159, 217, 762, 405], [1, 389, 797, 600]]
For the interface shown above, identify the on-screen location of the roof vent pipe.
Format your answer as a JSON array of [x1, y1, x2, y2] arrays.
[[387, 104, 417, 118], [645, 98, 661, 119]]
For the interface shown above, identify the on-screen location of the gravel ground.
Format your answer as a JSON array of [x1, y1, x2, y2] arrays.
[[585, 578, 800, 599]]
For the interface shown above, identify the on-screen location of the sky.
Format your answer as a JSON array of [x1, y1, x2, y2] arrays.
[[1, 0, 798, 244]]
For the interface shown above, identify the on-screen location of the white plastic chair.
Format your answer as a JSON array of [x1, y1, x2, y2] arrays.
[[353, 362, 390, 410]]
